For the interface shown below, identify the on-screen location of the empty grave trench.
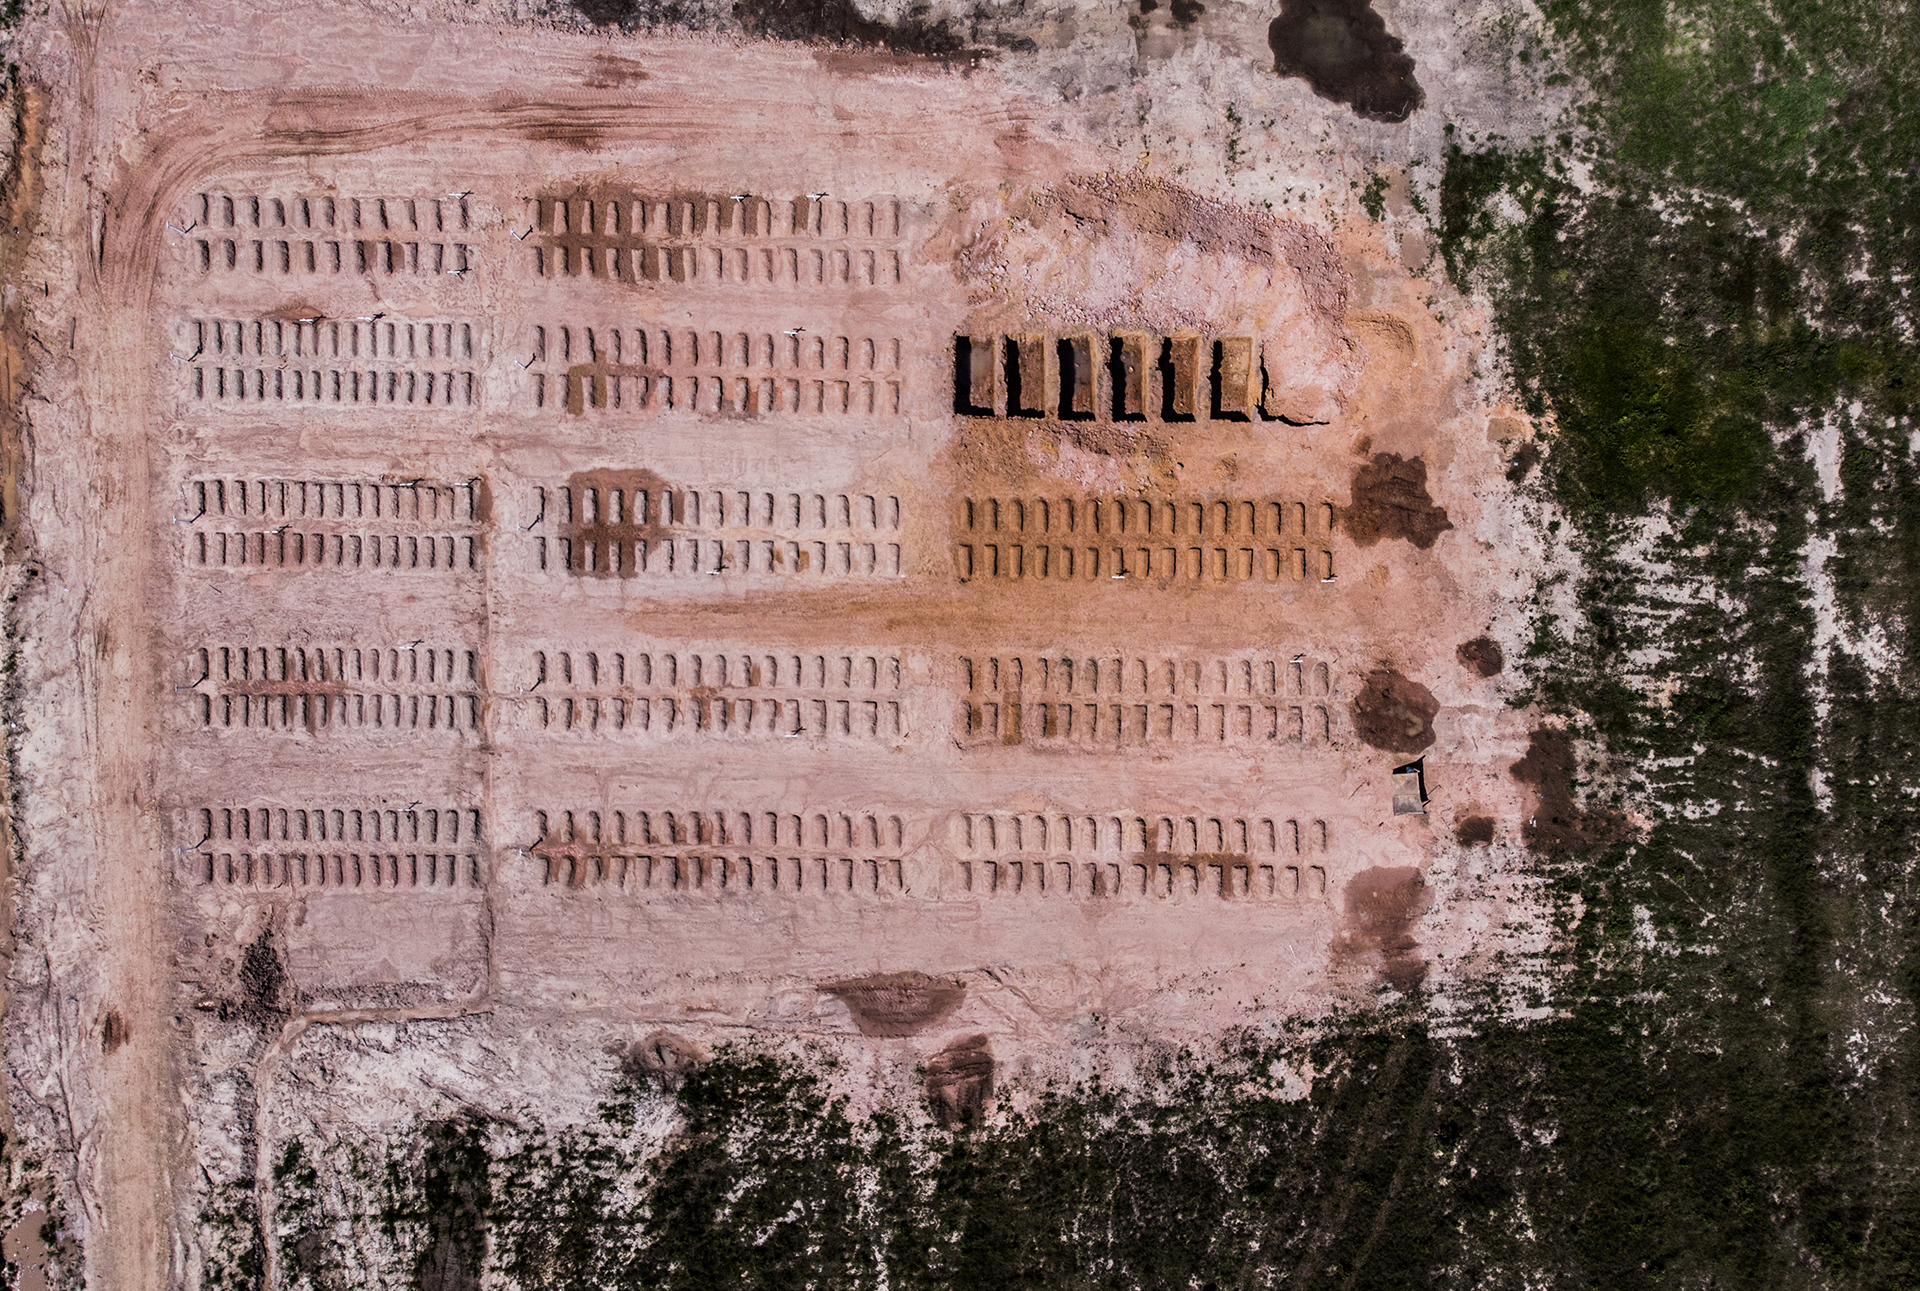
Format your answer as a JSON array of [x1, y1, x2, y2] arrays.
[[535, 853, 905, 893], [187, 318, 479, 406], [537, 481, 903, 577], [184, 476, 484, 571], [195, 645, 476, 686], [533, 807, 905, 851], [191, 529, 479, 572], [531, 808, 907, 889], [536, 649, 902, 689], [530, 648, 906, 737], [539, 373, 900, 415], [959, 811, 1328, 856], [542, 483, 902, 531], [202, 691, 479, 732], [190, 319, 477, 362], [197, 850, 482, 890], [536, 242, 904, 286], [193, 191, 473, 232], [534, 193, 905, 239], [533, 693, 901, 738], [532, 325, 902, 371], [542, 535, 901, 577], [965, 695, 1334, 745], [962, 653, 1332, 696], [957, 333, 1270, 420], [187, 478, 485, 522], [192, 643, 480, 733], [200, 804, 480, 846], [194, 369, 475, 407], [956, 812, 1334, 901], [960, 857, 1328, 901]]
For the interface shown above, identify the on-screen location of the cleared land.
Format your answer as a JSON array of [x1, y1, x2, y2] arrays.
[[1, 3, 1545, 1283]]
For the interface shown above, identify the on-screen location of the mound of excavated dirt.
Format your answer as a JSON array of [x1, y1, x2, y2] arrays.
[[923, 1034, 994, 1127], [1268, 0, 1424, 123], [1349, 668, 1438, 753], [822, 973, 967, 1037], [619, 1031, 706, 1088], [1457, 636, 1504, 677], [1341, 453, 1453, 549], [1453, 815, 1495, 846]]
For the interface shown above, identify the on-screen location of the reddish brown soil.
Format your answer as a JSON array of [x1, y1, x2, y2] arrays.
[[823, 972, 968, 1036], [1349, 668, 1439, 753], [1341, 453, 1453, 549], [1332, 866, 1429, 990], [1509, 727, 1628, 852], [923, 1033, 995, 1127], [1268, 0, 1424, 123], [1453, 814, 1495, 846], [1457, 636, 1504, 677]]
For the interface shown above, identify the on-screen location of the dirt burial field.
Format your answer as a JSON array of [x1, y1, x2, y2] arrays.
[[0, 1, 1553, 1283]]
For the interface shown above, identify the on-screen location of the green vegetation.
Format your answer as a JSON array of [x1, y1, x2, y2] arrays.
[[199, 1177, 264, 1291], [1428, 0, 1920, 1280], [1359, 170, 1390, 221]]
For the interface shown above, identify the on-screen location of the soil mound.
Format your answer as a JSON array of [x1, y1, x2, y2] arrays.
[[1349, 668, 1438, 753], [1267, 0, 1423, 123], [924, 1034, 995, 1127], [619, 1031, 705, 1088], [823, 972, 967, 1036], [1457, 636, 1504, 677], [1341, 452, 1453, 549]]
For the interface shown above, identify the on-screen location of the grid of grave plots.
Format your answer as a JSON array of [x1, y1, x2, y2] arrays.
[[528, 806, 908, 896], [956, 652, 1341, 747], [182, 191, 477, 279], [955, 494, 1338, 584], [954, 811, 1333, 901], [182, 477, 487, 575], [518, 647, 908, 741], [525, 192, 908, 287], [184, 804, 486, 892], [184, 644, 482, 735], [521, 323, 904, 416], [527, 478, 904, 579], [184, 317, 480, 407]]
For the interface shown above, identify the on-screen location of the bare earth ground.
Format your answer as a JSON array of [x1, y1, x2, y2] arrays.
[[0, 0, 1561, 1284]]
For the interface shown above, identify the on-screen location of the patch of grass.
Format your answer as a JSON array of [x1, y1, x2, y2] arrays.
[[1360, 170, 1390, 221], [1427, 0, 1920, 1281]]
